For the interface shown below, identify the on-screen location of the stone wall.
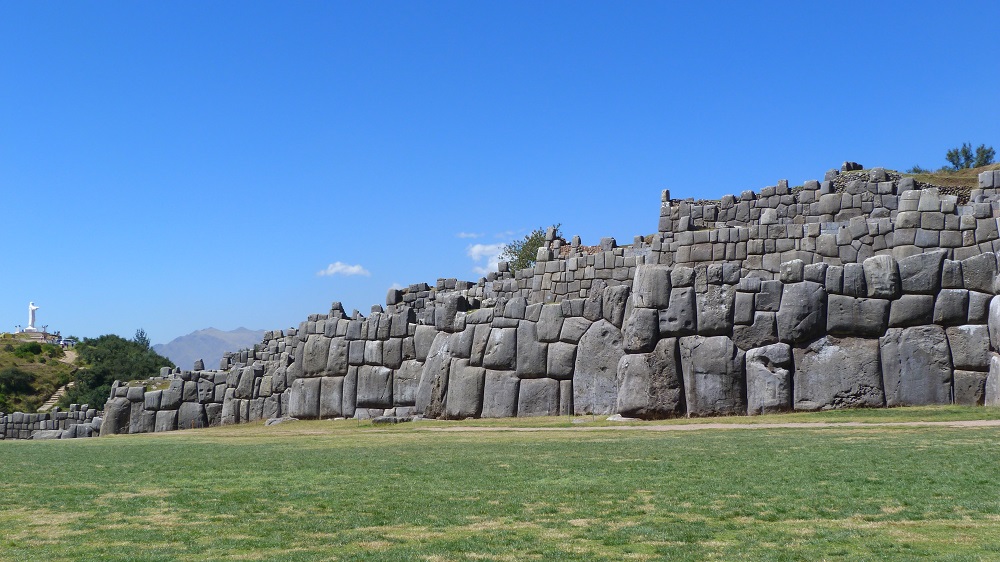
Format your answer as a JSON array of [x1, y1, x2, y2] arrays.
[[100, 169, 1000, 435], [0, 404, 102, 440]]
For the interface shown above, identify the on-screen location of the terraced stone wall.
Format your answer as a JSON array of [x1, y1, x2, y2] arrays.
[[100, 169, 1000, 435], [0, 404, 102, 440]]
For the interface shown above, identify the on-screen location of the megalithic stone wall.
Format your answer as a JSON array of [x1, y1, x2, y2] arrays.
[[100, 168, 1000, 436], [0, 404, 102, 440]]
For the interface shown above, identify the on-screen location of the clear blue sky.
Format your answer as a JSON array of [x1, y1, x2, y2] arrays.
[[1, 1, 997, 344]]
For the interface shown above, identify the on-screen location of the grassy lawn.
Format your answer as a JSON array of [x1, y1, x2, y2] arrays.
[[2, 407, 1000, 560]]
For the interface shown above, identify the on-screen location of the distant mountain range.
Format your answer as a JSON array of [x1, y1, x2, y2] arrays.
[[153, 327, 266, 371]]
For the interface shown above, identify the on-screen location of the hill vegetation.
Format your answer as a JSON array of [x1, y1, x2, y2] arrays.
[[0, 336, 75, 413], [57, 331, 175, 410]]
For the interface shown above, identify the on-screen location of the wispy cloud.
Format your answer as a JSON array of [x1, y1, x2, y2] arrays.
[[456, 232, 483, 239], [388, 282, 405, 290], [493, 230, 517, 239], [317, 262, 371, 277], [467, 243, 505, 276]]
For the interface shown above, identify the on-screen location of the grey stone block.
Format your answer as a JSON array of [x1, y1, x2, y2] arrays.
[[546, 342, 577, 380], [559, 317, 592, 344], [444, 360, 485, 419], [679, 335, 745, 416], [777, 281, 827, 344], [988, 355, 1000, 407], [144, 390, 162, 411], [842, 263, 867, 297], [573, 319, 624, 415], [177, 402, 207, 430], [615, 338, 684, 419], [968, 291, 991, 324], [880, 326, 953, 406], [632, 264, 672, 308], [659, 287, 697, 336], [954, 370, 986, 406], [826, 295, 890, 337], [793, 337, 884, 410], [469, 323, 491, 366], [732, 312, 778, 350], [756, 280, 783, 312], [414, 325, 438, 362], [888, 294, 935, 328], [602, 284, 631, 328], [481, 370, 519, 418], [483, 327, 517, 370], [962, 252, 997, 293], [537, 304, 564, 343], [517, 378, 559, 417], [696, 285, 735, 336], [934, 289, 969, 325], [947, 325, 991, 371], [898, 250, 945, 294], [154, 410, 177, 432], [416, 332, 452, 417], [745, 343, 793, 415], [516, 322, 548, 377], [942, 260, 963, 288], [288, 378, 321, 418], [319, 376, 344, 418], [622, 308, 659, 353], [357, 366, 393, 408], [303, 335, 332, 375]]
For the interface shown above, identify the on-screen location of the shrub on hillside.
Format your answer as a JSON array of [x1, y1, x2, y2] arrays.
[[500, 224, 562, 271], [946, 143, 995, 170], [60, 331, 174, 409]]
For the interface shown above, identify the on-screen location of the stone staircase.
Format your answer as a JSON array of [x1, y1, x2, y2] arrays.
[[37, 382, 74, 413]]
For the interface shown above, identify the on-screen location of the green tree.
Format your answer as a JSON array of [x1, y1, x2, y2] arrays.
[[500, 224, 561, 271], [946, 143, 995, 170], [133, 328, 150, 350], [60, 333, 174, 408], [0, 367, 35, 394]]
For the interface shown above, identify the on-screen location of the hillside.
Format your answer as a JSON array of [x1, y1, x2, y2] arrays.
[[152, 327, 266, 371], [0, 338, 76, 413]]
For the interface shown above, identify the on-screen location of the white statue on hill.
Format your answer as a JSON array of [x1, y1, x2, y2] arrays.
[[26, 302, 39, 332]]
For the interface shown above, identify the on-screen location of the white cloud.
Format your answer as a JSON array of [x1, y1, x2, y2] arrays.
[[467, 243, 505, 276], [493, 230, 517, 239], [388, 282, 405, 290], [317, 262, 371, 277], [456, 232, 483, 239]]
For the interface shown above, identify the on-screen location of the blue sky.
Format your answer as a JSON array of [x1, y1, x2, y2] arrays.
[[1, 1, 997, 344]]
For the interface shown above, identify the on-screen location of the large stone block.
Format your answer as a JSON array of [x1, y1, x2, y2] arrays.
[[745, 343, 793, 415], [934, 289, 969, 325], [732, 312, 778, 350], [615, 338, 684, 419], [990, 296, 1000, 351], [394, 360, 423, 406], [536, 304, 564, 343], [602, 284, 631, 328], [546, 342, 577, 380], [888, 294, 935, 328], [160, 380, 183, 410], [517, 378, 560, 417], [696, 285, 735, 336], [288, 377, 321, 418], [416, 333, 452, 418], [622, 308, 659, 353], [954, 370, 987, 406], [444, 360, 485, 419], [986, 355, 1000, 406], [516, 322, 548, 378], [659, 287, 697, 336], [863, 255, 900, 299], [777, 281, 827, 344], [679, 335, 745, 416], [573, 320, 624, 415], [826, 295, 889, 337], [100, 397, 131, 436], [962, 252, 997, 293], [632, 264, 672, 309], [947, 325, 991, 371], [177, 402, 207, 430], [319, 376, 344, 417], [153, 409, 177, 432], [898, 250, 945, 294], [793, 337, 883, 410], [481, 370, 519, 418], [483, 327, 517, 370], [303, 335, 332, 375], [880, 326, 953, 407], [414, 325, 438, 362], [560, 317, 592, 343]]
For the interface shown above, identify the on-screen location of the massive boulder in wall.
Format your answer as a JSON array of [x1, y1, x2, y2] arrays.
[[793, 336, 883, 410], [573, 319, 624, 415], [777, 281, 827, 344], [879, 326, 953, 407], [615, 337, 684, 419], [745, 343, 793, 415], [679, 335, 745, 416]]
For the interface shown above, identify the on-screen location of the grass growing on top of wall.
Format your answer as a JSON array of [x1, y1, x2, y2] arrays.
[[2, 407, 1000, 560]]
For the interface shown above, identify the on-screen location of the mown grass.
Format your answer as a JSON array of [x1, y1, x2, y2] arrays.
[[2, 407, 1000, 560]]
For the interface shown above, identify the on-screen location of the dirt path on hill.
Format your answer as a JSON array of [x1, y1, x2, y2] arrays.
[[418, 419, 1000, 433]]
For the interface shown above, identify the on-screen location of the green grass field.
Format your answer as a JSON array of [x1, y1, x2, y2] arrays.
[[3, 407, 1000, 561]]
